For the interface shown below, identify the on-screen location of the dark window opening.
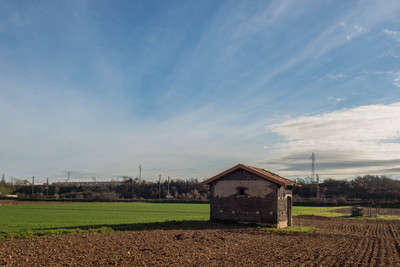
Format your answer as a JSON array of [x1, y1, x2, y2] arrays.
[[239, 188, 245, 195]]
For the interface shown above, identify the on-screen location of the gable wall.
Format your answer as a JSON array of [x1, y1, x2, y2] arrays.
[[209, 169, 280, 225]]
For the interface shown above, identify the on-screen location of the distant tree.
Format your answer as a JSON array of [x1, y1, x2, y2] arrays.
[[293, 174, 400, 201], [122, 176, 132, 182]]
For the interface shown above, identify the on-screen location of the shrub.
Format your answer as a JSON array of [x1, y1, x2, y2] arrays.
[[351, 206, 363, 217]]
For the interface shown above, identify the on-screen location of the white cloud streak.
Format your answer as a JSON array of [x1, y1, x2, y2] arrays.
[[345, 24, 368, 41], [383, 29, 400, 43], [328, 97, 345, 102], [326, 73, 346, 80], [249, 1, 400, 88], [392, 72, 400, 87], [259, 102, 400, 179]]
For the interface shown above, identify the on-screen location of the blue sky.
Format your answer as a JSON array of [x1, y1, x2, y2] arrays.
[[1, 0, 400, 183]]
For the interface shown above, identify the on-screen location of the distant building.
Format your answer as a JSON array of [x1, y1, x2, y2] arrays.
[[201, 164, 300, 228]]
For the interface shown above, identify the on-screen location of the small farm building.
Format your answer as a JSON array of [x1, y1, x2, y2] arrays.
[[201, 164, 299, 228]]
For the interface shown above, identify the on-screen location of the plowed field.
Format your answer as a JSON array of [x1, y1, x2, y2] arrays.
[[1, 216, 400, 266]]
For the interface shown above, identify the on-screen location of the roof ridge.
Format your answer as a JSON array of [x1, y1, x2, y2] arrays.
[[244, 164, 280, 176], [201, 163, 300, 187]]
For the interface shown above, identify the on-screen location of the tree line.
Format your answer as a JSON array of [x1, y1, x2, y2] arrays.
[[2, 174, 399, 203], [9, 178, 209, 201], [293, 174, 400, 201]]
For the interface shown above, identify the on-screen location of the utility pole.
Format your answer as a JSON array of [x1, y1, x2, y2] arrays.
[[158, 174, 161, 199], [167, 176, 170, 197], [46, 177, 49, 197], [310, 152, 320, 199], [310, 152, 316, 182], [32, 176, 35, 195]]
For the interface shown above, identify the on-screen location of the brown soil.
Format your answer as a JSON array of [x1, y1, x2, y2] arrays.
[[1, 217, 400, 266]]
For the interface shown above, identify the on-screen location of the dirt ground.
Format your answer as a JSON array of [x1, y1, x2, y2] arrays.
[[1, 216, 400, 266]]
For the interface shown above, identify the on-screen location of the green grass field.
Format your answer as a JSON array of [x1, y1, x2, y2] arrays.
[[0, 202, 209, 238], [0, 202, 397, 239]]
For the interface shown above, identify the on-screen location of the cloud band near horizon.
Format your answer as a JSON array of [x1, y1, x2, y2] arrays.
[[257, 102, 400, 179]]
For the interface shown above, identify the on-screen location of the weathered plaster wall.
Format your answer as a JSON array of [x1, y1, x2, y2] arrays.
[[209, 169, 279, 225], [213, 179, 274, 198], [275, 187, 293, 227], [276, 187, 287, 227]]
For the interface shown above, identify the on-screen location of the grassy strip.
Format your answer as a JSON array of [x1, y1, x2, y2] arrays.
[[293, 206, 400, 220], [263, 226, 316, 233], [292, 206, 351, 218]]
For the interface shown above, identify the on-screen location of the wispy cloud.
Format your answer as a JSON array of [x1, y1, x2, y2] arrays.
[[379, 71, 400, 88], [383, 29, 400, 43], [328, 97, 345, 102], [326, 73, 347, 80], [258, 102, 400, 179], [352, 71, 400, 91], [392, 72, 400, 87], [248, 1, 400, 88], [344, 24, 368, 41]]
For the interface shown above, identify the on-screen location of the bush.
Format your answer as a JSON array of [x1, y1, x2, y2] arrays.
[[351, 206, 363, 217]]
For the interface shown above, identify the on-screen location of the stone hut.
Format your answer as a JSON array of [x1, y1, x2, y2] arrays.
[[201, 164, 299, 228]]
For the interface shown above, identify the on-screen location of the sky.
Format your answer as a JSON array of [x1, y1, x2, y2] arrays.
[[1, 0, 400, 183]]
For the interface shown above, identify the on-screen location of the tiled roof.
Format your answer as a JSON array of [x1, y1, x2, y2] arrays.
[[201, 163, 299, 187]]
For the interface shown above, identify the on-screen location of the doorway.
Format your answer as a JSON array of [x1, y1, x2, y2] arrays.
[[287, 196, 292, 226]]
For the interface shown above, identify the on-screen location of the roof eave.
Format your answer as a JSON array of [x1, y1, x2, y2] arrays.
[[201, 163, 297, 187], [201, 164, 244, 185]]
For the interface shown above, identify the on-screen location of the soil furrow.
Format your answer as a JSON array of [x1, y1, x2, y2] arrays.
[[1, 217, 400, 266]]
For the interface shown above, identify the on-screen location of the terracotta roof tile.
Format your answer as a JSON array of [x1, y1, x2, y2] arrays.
[[201, 163, 300, 187]]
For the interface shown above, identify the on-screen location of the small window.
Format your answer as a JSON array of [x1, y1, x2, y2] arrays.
[[239, 188, 245, 195]]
